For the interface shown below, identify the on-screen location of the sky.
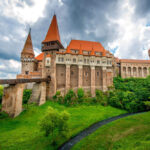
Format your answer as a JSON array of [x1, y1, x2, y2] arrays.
[[0, 0, 150, 79]]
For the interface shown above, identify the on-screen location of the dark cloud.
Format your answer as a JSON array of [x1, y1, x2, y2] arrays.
[[0, 15, 25, 60], [31, 0, 121, 50], [131, 0, 150, 17], [0, 0, 150, 78]]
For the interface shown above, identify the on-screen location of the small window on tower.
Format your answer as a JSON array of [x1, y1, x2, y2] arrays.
[[51, 42, 55, 45], [47, 60, 49, 64], [25, 71, 29, 75]]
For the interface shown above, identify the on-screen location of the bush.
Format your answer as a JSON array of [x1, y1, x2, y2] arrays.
[[77, 88, 84, 103], [23, 89, 32, 104], [64, 89, 76, 106], [144, 101, 150, 110], [53, 91, 63, 104], [0, 85, 3, 104], [108, 76, 150, 112], [40, 107, 70, 144], [0, 111, 9, 119], [95, 90, 108, 106]]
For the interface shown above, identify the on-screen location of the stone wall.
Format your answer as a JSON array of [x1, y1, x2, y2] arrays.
[[120, 62, 150, 78], [70, 65, 78, 88], [56, 64, 66, 89]]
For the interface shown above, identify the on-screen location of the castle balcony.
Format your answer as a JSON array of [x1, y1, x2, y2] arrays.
[[42, 45, 60, 51]]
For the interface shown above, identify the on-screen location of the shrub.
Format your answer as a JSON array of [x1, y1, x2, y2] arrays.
[[77, 88, 84, 103], [95, 90, 108, 106], [53, 91, 63, 104], [64, 89, 76, 106], [40, 107, 70, 144], [0, 85, 3, 104], [144, 101, 150, 110], [23, 89, 32, 104], [0, 111, 9, 119]]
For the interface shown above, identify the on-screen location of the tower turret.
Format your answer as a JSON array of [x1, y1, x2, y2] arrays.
[[41, 14, 63, 98], [42, 14, 64, 52], [21, 29, 35, 75]]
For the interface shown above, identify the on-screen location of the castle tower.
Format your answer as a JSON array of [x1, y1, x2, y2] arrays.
[[21, 29, 35, 76], [42, 14, 64, 98]]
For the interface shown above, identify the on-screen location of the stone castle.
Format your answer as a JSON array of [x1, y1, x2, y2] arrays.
[[17, 15, 150, 97]]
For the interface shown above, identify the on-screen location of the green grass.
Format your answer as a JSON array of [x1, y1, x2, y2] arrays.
[[0, 101, 125, 150], [72, 111, 150, 150]]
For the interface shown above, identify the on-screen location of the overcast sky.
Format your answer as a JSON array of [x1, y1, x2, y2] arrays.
[[0, 0, 150, 79]]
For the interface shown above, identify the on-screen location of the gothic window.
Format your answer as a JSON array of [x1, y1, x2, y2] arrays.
[[47, 60, 49, 64], [73, 58, 76, 63], [71, 50, 79, 54], [58, 57, 61, 62], [97, 72, 99, 76], [84, 72, 88, 77], [87, 59, 89, 64]]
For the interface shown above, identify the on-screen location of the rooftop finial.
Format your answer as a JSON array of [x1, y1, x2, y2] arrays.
[[29, 27, 31, 34]]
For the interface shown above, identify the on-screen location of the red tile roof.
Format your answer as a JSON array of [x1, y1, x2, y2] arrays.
[[66, 40, 106, 56], [35, 52, 44, 61], [42, 15, 61, 43], [35, 53, 51, 61], [120, 59, 150, 63], [21, 29, 34, 57]]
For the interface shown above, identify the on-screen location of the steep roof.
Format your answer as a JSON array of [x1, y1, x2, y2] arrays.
[[35, 52, 44, 61], [21, 29, 34, 57], [35, 53, 51, 61], [66, 40, 106, 56], [42, 15, 61, 43]]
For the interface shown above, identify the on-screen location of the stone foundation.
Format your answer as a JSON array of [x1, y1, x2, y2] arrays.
[[2, 84, 25, 117]]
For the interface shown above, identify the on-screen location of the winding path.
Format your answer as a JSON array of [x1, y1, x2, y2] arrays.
[[58, 112, 144, 150]]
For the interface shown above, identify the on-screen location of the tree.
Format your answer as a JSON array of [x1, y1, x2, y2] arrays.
[[40, 107, 70, 144]]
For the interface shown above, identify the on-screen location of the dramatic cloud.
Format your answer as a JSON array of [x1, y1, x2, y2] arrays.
[[0, 0, 150, 78]]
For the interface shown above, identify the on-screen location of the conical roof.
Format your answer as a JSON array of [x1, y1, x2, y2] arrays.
[[42, 15, 61, 43], [21, 29, 34, 57]]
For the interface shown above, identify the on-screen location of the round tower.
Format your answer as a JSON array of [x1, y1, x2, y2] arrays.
[[21, 29, 35, 76]]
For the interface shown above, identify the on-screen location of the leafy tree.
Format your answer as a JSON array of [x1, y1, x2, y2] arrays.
[[40, 107, 70, 144]]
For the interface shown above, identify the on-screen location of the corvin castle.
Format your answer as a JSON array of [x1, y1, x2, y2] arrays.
[[17, 15, 150, 97]]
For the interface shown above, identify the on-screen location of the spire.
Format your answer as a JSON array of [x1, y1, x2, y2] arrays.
[[42, 14, 61, 43], [21, 28, 34, 57]]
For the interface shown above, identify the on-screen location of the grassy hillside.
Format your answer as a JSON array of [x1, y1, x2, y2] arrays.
[[0, 101, 125, 150], [72, 111, 150, 150]]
